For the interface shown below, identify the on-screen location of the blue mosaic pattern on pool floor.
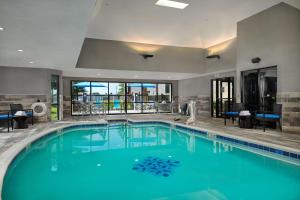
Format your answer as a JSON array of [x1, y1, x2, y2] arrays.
[[132, 156, 180, 177]]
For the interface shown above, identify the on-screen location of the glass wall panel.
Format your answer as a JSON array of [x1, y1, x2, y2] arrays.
[[71, 81, 172, 115], [158, 84, 172, 103], [126, 83, 142, 113], [126, 103, 142, 113], [91, 82, 108, 114], [142, 83, 157, 113], [51, 75, 59, 120], [109, 83, 125, 114], [72, 81, 91, 115], [142, 83, 157, 102], [157, 83, 172, 112], [143, 102, 156, 113]]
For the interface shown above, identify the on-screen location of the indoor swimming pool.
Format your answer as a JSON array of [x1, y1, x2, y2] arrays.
[[2, 122, 300, 200]]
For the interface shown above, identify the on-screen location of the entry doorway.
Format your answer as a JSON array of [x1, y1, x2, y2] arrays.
[[211, 77, 234, 118], [241, 66, 277, 112], [51, 75, 60, 120]]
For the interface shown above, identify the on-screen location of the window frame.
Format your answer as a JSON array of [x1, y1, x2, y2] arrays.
[[70, 80, 172, 116]]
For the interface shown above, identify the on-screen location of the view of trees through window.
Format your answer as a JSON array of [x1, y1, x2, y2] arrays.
[[71, 81, 172, 115]]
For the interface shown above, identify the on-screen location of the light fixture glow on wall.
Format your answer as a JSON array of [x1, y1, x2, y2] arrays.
[[0, 27, 5, 31], [140, 54, 154, 59], [206, 55, 220, 59], [156, 0, 189, 9]]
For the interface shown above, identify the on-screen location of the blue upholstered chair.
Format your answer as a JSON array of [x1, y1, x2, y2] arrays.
[[0, 112, 13, 132], [224, 103, 244, 125], [255, 104, 282, 132]]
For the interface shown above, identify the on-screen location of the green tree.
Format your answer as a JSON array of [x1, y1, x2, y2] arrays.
[[118, 83, 125, 95]]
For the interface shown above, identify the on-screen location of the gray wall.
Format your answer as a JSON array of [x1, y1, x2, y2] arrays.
[[178, 70, 237, 97], [0, 67, 61, 95], [178, 76, 210, 97], [204, 38, 237, 74], [0, 66, 62, 121], [178, 37, 237, 98], [236, 2, 300, 99], [76, 39, 206, 74]]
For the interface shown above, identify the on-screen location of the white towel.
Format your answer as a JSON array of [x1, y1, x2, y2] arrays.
[[14, 111, 27, 116]]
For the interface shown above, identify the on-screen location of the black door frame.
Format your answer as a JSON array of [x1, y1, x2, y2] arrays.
[[241, 66, 277, 112], [211, 77, 234, 118], [51, 75, 60, 120]]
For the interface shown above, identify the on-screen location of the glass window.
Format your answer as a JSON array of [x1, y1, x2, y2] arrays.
[[109, 83, 125, 114], [51, 75, 59, 120], [143, 102, 156, 113], [90, 82, 108, 114], [126, 83, 142, 113], [72, 81, 91, 115], [127, 83, 142, 102], [127, 102, 142, 114], [158, 84, 172, 103], [71, 81, 172, 115], [91, 82, 108, 95], [142, 83, 157, 102]]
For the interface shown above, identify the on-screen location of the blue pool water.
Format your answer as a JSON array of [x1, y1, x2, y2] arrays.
[[2, 123, 300, 200]]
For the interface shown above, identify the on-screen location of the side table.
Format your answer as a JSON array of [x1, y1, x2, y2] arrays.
[[13, 116, 29, 129], [239, 115, 253, 129]]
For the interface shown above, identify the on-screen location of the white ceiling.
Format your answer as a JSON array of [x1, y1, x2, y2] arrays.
[[0, 0, 96, 69], [87, 0, 300, 48], [1, 0, 300, 80]]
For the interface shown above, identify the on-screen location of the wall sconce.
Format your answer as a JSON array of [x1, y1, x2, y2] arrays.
[[206, 55, 220, 59], [140, 54, 154, 59], [251, 57, 261, 63]]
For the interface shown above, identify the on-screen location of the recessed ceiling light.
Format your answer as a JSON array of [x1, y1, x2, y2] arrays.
[[156, 0, 189, 9], [17, 49, 23, 52], [29, 61, 34, 64], [0, 27, 5, 31]]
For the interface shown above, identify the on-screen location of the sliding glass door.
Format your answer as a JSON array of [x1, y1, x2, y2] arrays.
[[91, 82, 108, 114], [71, 81, 172, 115], [71, 81, 91, 115], [241, 66, 277, 112], [211, 77, 234, 118], [109, 83, 125, 114], [126, 83, 142, 113], [142, 83, 157, 113], [158, 83, 172, 113], [51, 75, 59, 120]]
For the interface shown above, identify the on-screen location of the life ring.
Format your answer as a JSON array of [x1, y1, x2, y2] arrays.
[[31, 102, 47, 117]]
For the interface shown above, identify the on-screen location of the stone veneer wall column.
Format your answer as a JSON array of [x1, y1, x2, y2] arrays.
[[63, 95, 72, 118], [277, 92, 300, 133], [178, 95, 210, 118], [0, 94, 51, 122]]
